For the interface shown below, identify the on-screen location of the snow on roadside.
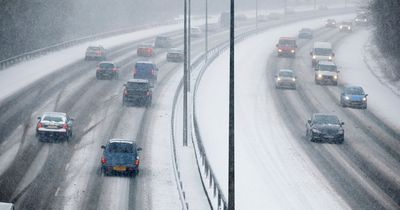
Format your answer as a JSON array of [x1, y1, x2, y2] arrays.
[[336, 29, 400, 131], [196, 15, 353, 209]]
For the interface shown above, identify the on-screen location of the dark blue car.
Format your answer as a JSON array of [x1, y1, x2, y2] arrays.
[[100, 139, 142, 176], [340, 86, 368, 109], [133, 61, 158, 87]]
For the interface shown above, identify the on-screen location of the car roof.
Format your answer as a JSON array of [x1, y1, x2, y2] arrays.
[[99, 61, 115, 65], [136, 60, 154, 64], [300, 28, 312, 31], [279, 37, 295, 40], [156, 35, 169, 38], [43, 112, 67, 117], [169, 48, 183, 52], [344, 85, 364, 90], [278, 69, 294, 73], [108, 139, 136, 145], [138, 43, 153, 47], [313, 113, 338, 118], [314, 41, 332, 48], [317, 60, 336, 66], [127, 79, 149, 84]]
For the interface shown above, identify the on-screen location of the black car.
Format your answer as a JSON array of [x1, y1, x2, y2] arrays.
[[306, 113, 344, 144], [166, 48, 184, 62], [96, 61, 119, 80], [100, 139, 142, 176], [123, 79, 152, 107], [36, 112, 74, 141], [326, 19, 337, 28], [298, 28, 313, 39], [340, 86, 368, 109]]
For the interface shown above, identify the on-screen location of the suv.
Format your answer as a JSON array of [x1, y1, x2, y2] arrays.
[[85, 46, 106, 61], [310, 42, 335, 66], [306, 113, 344, 144], [133, 61, 158, 87], [137, 43, 155, 57], [276, 37, 297, 57], [340, 86, 368, 109], [96, 61, 119, 80], [123, 79, 152, 107], [354, 14, 368, 26], [154, 35, 172, 48], [314, 61, 339, 85], [339, 21, 353, 32], [167, 48, 184, 62], [100, 139, 142, 176], [36, 112, 74, 141]]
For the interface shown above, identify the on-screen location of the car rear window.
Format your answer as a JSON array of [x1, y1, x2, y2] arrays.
[[107, 143, 134, 153], [99, 63, 114, 69], [135, 63, 154, 71], [127, 82, 148, 89], [43, 116, 64, 122], [313, 115, 339, 124], [279, 39, 296, 46]]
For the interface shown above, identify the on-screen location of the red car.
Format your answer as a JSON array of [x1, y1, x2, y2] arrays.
[[137, 43, 154, 57], [276, 37, 297, 57]]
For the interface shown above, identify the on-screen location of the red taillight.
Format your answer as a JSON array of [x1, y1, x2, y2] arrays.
[[147, 48, 152, 55], [101, 157, 106, 164], [124, 88, 128, 96], [112, 67, 117, 72], [135, 159, 139, 166], [63, 124, 68, 129], [37, 123, 42, 128], [96, 51, 101, 55], [151, 69, 155, 76]]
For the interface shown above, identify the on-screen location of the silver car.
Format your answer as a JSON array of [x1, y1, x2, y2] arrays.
[[275, 69, 297, 89], [36, 112, 74, 141]]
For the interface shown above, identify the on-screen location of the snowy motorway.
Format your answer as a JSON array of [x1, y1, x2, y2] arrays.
[[0, 5, 388, 210], [196, 14, 400, 210]]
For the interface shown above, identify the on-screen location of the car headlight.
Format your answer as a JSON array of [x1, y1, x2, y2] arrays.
[[312, 55, 316, 59], [292, 78, 296, 82], [362, 97, 367, 101], [348, 27, 351, 30], [333, 75, 338, 80], [278, 49, 282, 52], [328, 56, 332, 60], [312, 128, 321, 133], [340, 26, 343, 29], [318, 74, 323, 78], [345, 96, 350, 100], [291, 49, 295, 53], [277, 77, 281, 81]]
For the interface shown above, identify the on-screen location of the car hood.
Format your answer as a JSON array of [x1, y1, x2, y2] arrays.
[[316, 71, 337, 76], [346, 94, 364, 101]]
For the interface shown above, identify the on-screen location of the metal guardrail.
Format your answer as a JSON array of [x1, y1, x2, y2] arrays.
[[0, 19, 183, 70]]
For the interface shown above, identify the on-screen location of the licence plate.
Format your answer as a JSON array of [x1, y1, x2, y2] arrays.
[[47, 125, 58, 129], [325, 135, 334, 139], [113, 166, 126, 171]]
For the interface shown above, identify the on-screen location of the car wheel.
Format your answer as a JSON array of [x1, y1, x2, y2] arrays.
[[333, 81, 338, 86], [123, 97, 127, 106], [96, 74, 100, 80], [336, 138, 344, 144]]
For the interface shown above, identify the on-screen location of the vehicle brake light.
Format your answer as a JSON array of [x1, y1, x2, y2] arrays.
[[96, 67, 100, 72], [135, 159, 140, 166], [147, 48, 151, 55], [146, 91, 150, 96], [63, 124, 68, 129], [37, 123, 42, 128], [96, 51, 101, 55], [112, 67, 117, 72], [151, 69, 155, 76], [124, 88, 128, 96], [101, 157, 106, 164]]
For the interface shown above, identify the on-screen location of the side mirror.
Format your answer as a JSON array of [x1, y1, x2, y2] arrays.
[[307, 119, 311, 124], [37, 116, 41, 120], [101, 145, 106, 149], [332, 52, 335, 57], [341, 122, 345, 125], [337, 70, 340, 73], [274, 75, 278, 78], [365, 94, 368, 97], [137, 147, 143, 151]]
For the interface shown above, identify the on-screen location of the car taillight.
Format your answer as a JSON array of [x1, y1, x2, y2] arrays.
[[37, 123, 42, 128], [96, 67, 100, 72], [124, 88, 128, 96], [112, 67, 117, 72], [63, 124, 68, 129], [135, 159, 140, 166], [96, 51, 101, 55], [146, 91, 150, 96], [101, 157, 106, 164], [151, 69, 155, 76]]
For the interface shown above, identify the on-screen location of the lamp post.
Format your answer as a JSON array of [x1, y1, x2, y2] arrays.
[[183, 0, 188, 147], [256, 0, 258, 31], [228, 0, 235, 209], [205, 0, 208, 60]]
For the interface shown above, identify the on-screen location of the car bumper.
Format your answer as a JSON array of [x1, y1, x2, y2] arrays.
[[278, 50, 295, 56], [276, 81, 296, 88], [102, 165, 138, 173], [312, 132, 344, 141], [343, 100, 367, 108]]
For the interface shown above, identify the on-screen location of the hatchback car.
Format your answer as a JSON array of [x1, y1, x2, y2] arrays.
[[85, 46, 106, 61], [133, 61, 158, 87], [100, 139, 142, 176], [340, 86, 368, 109], [36, 112, 74, 141], [306, 113, 344, 144], [96, 61, 119, 80], [137, 43, 155, 57], [166, 48, 184, 62], [275, 69, 296, 89], [325, 19, 337, 28], [298, 28, 313, 39], [123, 79, 152, 107]]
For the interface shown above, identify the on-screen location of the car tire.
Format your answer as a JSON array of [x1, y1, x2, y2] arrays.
[[336, 138, 344, 144], [123, 97, 127, 106], [333, 81, 338, 86], [96, 74, 100, 80]]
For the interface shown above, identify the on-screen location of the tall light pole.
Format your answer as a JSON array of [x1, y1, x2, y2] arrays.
[[228, 0, 235, 209], [188, 0, 191, 92], [256, 0, 258, 31], [183, 0, 188, 147], [205, 0, 208, 60]]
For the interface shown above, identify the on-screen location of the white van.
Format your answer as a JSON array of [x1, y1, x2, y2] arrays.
[[310, 42, 335, 66], [314, 61, 339, 85]]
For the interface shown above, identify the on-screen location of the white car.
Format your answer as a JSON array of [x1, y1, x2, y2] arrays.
[[339, 21, 353, 32], [36, 112, 74, 141], [314, 61, 339, 85], [275, 69, 297, 89]]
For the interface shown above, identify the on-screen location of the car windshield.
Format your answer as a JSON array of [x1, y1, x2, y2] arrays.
[[301, 29, 311, 32], [156, 36, 168, 41], [319, 64, 337, 72], [127, 82, 148, 89], [279, 39, 295, 46], [313, 115, 339, 124], [279, 71, 294, 77], [88, 47, 100, 51], [315, 48, 332, 56], [43, 115, 64, 122], [99, 63, 114, 69], [342, 22, 352, 25], [135, 63, 154, 71], [345, 87, 364, 95], [107, 143, 134, 153]]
